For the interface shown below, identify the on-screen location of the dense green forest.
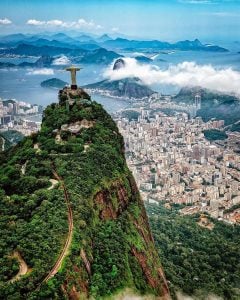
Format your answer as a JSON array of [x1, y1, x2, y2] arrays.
[[146, 203, 240, 300], [0, 130, 24, 151], [203, 129, 228, 141], [121, 110, 140, 121], [0, 98, 168, 299], [1, 89, 239, 299]]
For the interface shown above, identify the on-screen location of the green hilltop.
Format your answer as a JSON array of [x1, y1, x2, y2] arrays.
[[0, 87, 169, 299]]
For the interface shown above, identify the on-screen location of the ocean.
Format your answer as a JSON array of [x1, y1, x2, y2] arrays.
[[0, 63, 130, 113], [0, 45, 239, 110]]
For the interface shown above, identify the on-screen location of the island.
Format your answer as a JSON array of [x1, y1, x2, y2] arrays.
[[40, 78, 68, 89]]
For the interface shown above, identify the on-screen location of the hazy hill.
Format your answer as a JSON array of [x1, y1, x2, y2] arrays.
[[0, 33, 228, 53], [101, 38, 228, 52], [0, 44, 120, 65], [174, 86, 240, 127], [84, 77, 156, 99], [40, 78, 68, 89], [135, 55, 153, 63], [73, 47, 122, 64]]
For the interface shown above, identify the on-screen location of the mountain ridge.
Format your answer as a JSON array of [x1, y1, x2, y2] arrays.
[[0, 33, 229, 53]]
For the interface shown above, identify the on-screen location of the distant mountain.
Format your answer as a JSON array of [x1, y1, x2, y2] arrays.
[[0, 33, 27, 43], [0, 55, 54, 68], [75, 43, 100, 50], [84, 77, 156, 99], [41, 78, 68, 89], [0, 62, 16, 68], [34, 55, 54, 67], [73, 47, 122, 64], [102, 38, 228, 52], [135, 55, 153, 63], [23, 38, 81, 49], [50, 33, 78, 44], [97, 34, 112, 43], [102, 38, 169, 50], [113, 58, 126, 70], [174, 86, 240, 128], [76, 34, 96, 43], [0, 43, 88, 56], [18, 55, 54, 68], [84, 57, 155, 99], [0, 44, 121, 65], [0, 33, 228, 53]]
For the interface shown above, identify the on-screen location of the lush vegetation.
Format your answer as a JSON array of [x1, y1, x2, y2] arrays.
[[40, 78, 68, 89], [231, 123, 240, 132], [0, 98, 166, 299], [146, 203, 240, 299], [203, 129, 228, 141], [121, 110, 140, 121], [0, 130, 24, 151]]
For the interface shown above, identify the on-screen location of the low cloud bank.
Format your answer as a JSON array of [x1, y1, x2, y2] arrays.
[[104, 58, 240, 96], [26, 68, 54, 75], [52, 56, 70, 66]]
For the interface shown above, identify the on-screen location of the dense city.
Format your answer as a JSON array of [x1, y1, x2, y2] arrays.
[[1, 92, 240, 226], [115, 95, 240, 225], [0, 98, 42, 136]]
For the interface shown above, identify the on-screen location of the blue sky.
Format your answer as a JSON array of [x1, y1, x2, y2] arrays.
[[0, 0, 240, 42]]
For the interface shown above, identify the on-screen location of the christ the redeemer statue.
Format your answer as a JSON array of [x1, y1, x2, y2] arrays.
[[66, 65, 81, 90]]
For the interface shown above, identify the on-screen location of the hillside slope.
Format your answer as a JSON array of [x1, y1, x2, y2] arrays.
[[0, 88, 169, 299], [173, 86, 240, 128], [84, 77, 155, 100]]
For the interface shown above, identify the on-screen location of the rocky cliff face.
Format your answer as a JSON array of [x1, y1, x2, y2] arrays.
[[0, 87, 169, 299]]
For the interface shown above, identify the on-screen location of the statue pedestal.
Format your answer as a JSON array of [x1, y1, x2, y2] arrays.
[[71, 84, 78, 90]]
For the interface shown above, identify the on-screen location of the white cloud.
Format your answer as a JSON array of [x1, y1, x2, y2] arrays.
[[47, 20, 64, 26], [104, 58, 240, 96], [178, 0, 214, 3], [205, 12, 240, 17], [179, 0, 234, 3], [111, 27, 119, 33], [0, 18, 12, 25], [26, 19, 45, 26], [26, 18, 103, 30], [52, 55, 70, 66], [26, 68, 54, 75]]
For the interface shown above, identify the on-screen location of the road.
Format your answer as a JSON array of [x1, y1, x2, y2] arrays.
[[42, 170, 73, 283], [1, 137, 5, 152], [10, 251, 29, 283]]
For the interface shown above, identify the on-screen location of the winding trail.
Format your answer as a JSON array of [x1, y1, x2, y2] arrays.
[[1, 137, 5, 152], [10, 251, 29, 283], [47, 179, 59, 190], [42, 170, 73, 283], [21, 161, 28, 175]]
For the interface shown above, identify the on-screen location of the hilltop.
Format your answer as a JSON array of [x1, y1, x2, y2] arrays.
[[84, 58, 156, 100], [0, 86, 169, 299], [84, 77, 156, 100]]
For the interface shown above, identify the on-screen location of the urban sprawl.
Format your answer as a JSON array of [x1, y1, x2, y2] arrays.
[[0, 98, 42, 136], [1, 94, 240, 225], [115, 95, 240, 225]]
